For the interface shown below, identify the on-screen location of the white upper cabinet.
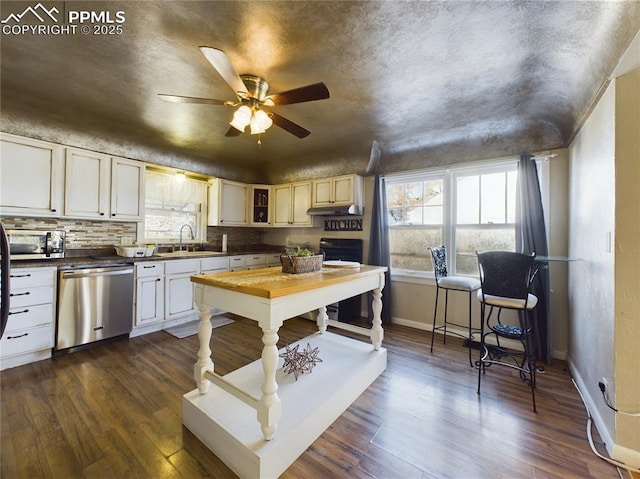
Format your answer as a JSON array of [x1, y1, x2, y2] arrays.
[[0, 133, 64, 217], [64, 148, 111, 219], [291, 181, 313, 226], [110, 157, 145, 220], [273, 181, 312, 227], [208, 178, 249, 226], [64, 148, 145, 221], [312, 174, 363, 207]]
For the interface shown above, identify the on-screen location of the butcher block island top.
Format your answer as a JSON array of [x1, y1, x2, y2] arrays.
[[191, 264, 385, 299]]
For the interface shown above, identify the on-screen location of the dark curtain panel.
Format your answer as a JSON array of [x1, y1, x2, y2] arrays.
[[368, 175, 392, 324], [516, 153, 550, 363]]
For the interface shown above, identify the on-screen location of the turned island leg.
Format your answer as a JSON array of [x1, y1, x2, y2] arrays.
[[257, 321, 283, 440], [317, 305, 329, 333], [193, 284, 215, 394], [370, 273, 385, 350]]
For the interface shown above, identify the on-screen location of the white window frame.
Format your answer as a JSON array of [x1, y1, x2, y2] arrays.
[[138, 171, 208, 245], [386, 158, 520, 284]]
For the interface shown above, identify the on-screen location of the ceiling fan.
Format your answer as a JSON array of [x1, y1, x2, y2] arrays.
[[158, 46, 330, 139]]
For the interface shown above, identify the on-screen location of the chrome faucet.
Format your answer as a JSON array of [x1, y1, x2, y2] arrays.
[[178, 224, 195, 251]]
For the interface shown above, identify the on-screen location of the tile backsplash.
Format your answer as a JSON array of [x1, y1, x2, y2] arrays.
[[1, 217, 137, 248], [1, 217, 268, 251]]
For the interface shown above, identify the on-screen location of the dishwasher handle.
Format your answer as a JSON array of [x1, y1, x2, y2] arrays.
[[61, 267, 133, 279]]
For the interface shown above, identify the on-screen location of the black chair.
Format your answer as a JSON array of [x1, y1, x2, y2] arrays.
[[476, 251, 539, 412], [429, 246, 481, 366]]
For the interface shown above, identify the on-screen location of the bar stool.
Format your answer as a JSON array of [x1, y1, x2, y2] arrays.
[[429, 246, 481, 366], [476, 251, 539, 412]]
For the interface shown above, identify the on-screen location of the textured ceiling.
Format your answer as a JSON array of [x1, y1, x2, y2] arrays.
[[1, 1, 639, 183]]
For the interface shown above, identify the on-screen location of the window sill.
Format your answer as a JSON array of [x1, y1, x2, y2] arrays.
[[390, 272, 436, 286]]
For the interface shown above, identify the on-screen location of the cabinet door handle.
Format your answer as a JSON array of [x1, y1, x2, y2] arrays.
[[51, 209, 57, 212], [156, 278, 161, 282], [7, 333, 29, 340], [10, 273, 31, 278], [143, 265, 156, 269], [100, 212, 105, 216], [111, 213, 116, 217], [8, 309, 29, 315], [9, 291, 30, 297]]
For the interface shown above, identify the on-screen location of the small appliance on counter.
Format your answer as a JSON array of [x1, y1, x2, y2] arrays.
[[6, 229, 65, 260]]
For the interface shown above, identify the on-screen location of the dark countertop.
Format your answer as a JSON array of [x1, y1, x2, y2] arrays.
[[10, 246, 285, 269]]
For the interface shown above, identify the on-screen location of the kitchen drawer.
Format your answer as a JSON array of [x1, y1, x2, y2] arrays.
[[200, 257, 229, 271], [229, 256, 246, 268], [9, 268, 55, 289], [245, 254, 266, 266], [266, 253, 282, 265], [6, 303, 54, 332], [164, 258, 199, 275], [9, 285, 54, 308], [0, 324, 54, 358], [135, 262, 164, 278]]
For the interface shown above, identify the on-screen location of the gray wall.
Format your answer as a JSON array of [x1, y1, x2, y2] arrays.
[[568, 72, 640, 464]]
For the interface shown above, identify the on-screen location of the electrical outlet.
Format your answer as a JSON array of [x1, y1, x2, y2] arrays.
[[599, 377, 611, 403]]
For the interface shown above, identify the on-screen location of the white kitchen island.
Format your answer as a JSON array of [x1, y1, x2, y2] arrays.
[[185, 265, 387, 479]]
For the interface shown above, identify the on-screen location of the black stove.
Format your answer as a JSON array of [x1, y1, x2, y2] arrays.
[[319, 238, 363, 322], [319, 238, 363, 263]]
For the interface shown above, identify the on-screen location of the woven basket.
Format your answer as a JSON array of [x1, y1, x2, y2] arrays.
[[280, 253, 324, 274]]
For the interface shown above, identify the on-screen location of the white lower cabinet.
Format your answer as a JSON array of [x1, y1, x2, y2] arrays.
[[246, 254, 266, 270], [0, 267, 56, 371], [229, 255, 247, 272], [199, 257, 230, 275], [266, 253, 283, 267], [135, 262, 164, 327], [164, 259, 199, 321], [198, 257, 230, 316]]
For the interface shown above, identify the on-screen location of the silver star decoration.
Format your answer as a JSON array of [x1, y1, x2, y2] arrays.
[[300, 342, 323, 372], [279, 342, 322, 380]]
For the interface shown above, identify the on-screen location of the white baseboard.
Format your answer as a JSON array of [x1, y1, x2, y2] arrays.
[[567, 357, 615, 457]]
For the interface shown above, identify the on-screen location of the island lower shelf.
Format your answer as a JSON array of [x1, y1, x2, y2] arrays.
[[183, 331, 387, 479]]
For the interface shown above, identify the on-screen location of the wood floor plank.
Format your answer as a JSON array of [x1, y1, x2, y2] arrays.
[[0, 316, 623, 478]]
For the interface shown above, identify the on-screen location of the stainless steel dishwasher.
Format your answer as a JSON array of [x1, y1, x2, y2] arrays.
[[56, 264, 134, 351]]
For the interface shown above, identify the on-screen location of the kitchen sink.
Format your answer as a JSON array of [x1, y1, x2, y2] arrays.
[[154, 251, 226, 258]]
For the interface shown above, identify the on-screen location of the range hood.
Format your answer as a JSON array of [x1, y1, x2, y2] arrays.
[[306, 205, 364, 216]]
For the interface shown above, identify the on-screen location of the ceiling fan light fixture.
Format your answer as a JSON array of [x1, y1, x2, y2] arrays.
[[250, 109, 273, 134], [229, 105, 252, 131]]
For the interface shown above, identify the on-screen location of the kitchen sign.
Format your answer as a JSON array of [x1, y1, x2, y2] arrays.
[[324, 219, 363, 232]]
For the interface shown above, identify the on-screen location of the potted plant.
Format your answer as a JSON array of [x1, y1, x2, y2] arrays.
[[280, 247, 324, 274]]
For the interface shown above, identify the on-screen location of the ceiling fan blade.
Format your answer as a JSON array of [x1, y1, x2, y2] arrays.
[[198, 46, 249, 96], [270, 112, 311, 138], [158, 94, 228, 105], [225, 126, 243, 137], [266, 82, 330, 106]]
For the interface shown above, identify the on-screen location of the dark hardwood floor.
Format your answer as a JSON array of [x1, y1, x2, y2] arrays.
[[1, 316, 620, 478]]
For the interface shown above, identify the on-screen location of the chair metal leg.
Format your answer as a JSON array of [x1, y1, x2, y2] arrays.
[[443, 289, 449, 344], [477, 302, 485, 394], [477, 305, 538, 413], [467, 290, 473, 366], [430, 285, 440, 353]]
